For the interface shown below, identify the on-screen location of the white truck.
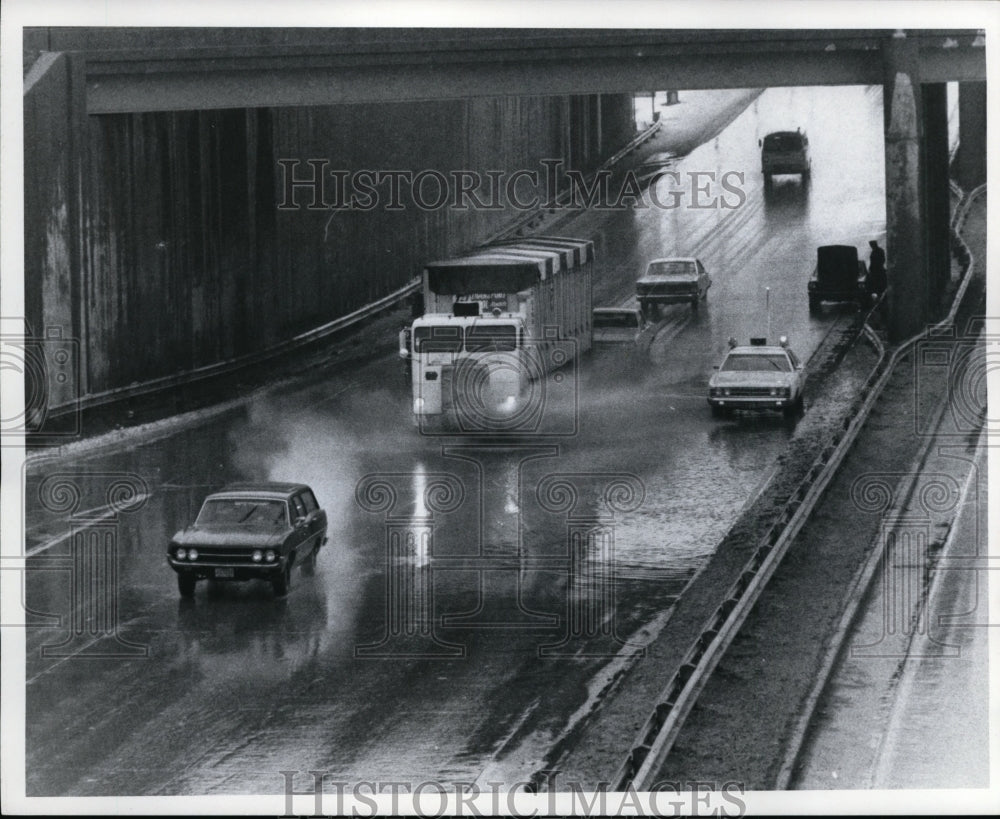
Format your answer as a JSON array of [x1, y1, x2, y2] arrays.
[[399, 236, 594, 431]]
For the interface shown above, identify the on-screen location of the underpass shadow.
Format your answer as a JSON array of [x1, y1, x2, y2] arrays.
[[707, 406, 802, 440]]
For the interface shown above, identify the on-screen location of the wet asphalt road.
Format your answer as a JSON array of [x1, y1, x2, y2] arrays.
[[22, 85, 886, 795]]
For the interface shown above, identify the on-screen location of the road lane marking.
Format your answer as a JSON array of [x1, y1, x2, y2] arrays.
[[23, 493, 152, 558]]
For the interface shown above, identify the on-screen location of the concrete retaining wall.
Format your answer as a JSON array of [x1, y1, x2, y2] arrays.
[[24, 49, 634, 404]]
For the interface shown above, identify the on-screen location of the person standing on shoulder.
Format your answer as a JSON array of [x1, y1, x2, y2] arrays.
[[868, 239, 887, 298]]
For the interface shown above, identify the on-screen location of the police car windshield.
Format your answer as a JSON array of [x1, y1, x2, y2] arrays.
[[721, 352, 791, 372]]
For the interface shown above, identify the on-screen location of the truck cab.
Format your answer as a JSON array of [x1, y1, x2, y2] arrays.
[[760, 129, 811, 188], [408, 312, 529, 421]]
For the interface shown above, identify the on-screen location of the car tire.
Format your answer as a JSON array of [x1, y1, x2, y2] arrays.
[[763, 172, 773, 190], [783, 395, 804, 418], [808, 297, 820, 315], [302, 546, 318, 576], [272, 562, 292, 597], [691, 296, 699, 312], [710, 404, 726, 419], [177, 574, 196, 598]]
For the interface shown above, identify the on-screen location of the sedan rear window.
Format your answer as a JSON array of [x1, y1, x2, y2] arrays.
[[645, 260, 696, 277], [721, 353, 792, 372], [197, 499, 287, 526]]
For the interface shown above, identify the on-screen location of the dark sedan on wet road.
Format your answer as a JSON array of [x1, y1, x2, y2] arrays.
[[167, 482, 327, 598]]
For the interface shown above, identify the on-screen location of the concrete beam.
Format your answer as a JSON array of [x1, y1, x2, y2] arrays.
[[85, 52, 888, 113], [68, 29, 985, 113]]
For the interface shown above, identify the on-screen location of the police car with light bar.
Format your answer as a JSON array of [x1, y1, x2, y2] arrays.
[[708, 336, 805, 417]]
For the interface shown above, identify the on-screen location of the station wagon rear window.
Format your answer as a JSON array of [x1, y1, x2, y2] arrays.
[[721, 353, 792, 372], [197, 498, 288, 526]]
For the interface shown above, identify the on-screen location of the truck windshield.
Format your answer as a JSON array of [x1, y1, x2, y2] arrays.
[[645, 260, 695, 277], [413, 326, 463, 353], [465, 324, 518, 352], [414, 324, 518, 353], [721, 353, 792, 372]]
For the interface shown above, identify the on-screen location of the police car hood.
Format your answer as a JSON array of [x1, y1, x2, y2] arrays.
[[709, 371, 794, 388]]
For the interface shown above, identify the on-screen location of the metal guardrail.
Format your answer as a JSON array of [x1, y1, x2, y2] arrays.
[[49, 276, 421, 417], [483, 121, 663, 244], [609, 182, 986, 790]]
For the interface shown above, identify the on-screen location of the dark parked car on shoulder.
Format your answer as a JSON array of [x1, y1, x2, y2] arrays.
[[167, 482, 328, 598], [808, 245, 869, 313]]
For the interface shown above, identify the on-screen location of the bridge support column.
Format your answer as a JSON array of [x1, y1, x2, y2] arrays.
[[883, 34, 947, 342], [957, 81, 987, 191], [923, 83, 951, 319]]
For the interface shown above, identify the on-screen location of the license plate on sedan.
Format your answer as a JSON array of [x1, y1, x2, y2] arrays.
[[214, 567, 234, 579]]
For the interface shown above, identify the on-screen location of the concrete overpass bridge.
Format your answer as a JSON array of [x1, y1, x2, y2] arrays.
[[22, 28, 987, 413]]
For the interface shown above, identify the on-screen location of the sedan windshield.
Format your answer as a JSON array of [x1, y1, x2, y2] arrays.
[[721, 353, 792, 372], [197, 499, 287, 526]]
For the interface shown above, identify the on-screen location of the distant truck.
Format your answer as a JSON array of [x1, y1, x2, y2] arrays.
[[399, 236, 594, 430], [808, 244, 869, 314], [760, 129, 811, 188]]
